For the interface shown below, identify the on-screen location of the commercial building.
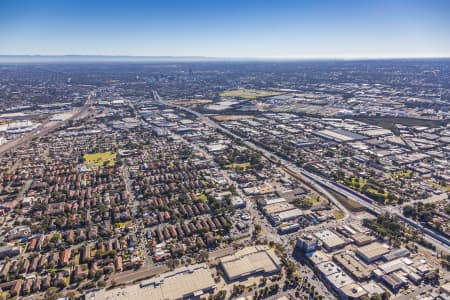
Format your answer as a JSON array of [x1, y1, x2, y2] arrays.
[[441, 282, 450, 296], [220, 246, 281, 281], [314, 230, 348, 252], [263, 202, 294, 215], [356, 242, 390, 263], [326, 271, 355, 294], [314, 129, 367, 143], [362, 282, 386, 299], [311, 254, 359, 299], [269, 208, 303, 225], [351, 232, 376, 246], [382, 248, 410, 261], [87, 263, 215, 300], [231, 196, 246, 209], [277, 223, 299, 234], [317, 261, 341, 276], [333, 252, 372, 281], [258, 197, 287, 206], [306, 250, 331, 266], [381, 273, 405, 293], [340, 283, 368, 300], [296, 235, 318, 253], [205, 143, 228, 153]]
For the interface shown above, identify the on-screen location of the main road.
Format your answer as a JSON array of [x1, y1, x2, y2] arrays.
[[152, 90, 449, 253]]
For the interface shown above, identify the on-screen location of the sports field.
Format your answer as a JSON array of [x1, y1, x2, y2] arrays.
[[83, 151, 116, 167]]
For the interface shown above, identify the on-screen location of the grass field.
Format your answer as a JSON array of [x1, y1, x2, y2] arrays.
[[220, 89, 284, 99], [333, 210, 345, 220], [304, 195, 321, 206], [114, 220, 133, 228], [84, 151, 116, 167], [199, 193, 208, 203], [225, 162, 250, 171], [391, 170, 415, 179], [350, 177, 366, 189], [429, 181, 450, 192]]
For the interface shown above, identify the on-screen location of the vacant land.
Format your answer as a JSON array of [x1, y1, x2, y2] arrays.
[[304, 195, 321, 206], [328, 189, 366, 212], [225, 162, 251, 171], [333, 210, 345, 220], [220, 89, 284, 99], [168, 99, 213, 105], [213, 115, 255, 121], [84, 151, 116, 167], [352, 116, 447, 135]]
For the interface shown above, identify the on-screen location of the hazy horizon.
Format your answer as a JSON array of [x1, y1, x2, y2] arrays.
[[1, 54, 450, 64]]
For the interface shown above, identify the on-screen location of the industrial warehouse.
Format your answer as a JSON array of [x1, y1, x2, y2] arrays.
[[86, 264, 216, 300], [220, 246, 282, 282]]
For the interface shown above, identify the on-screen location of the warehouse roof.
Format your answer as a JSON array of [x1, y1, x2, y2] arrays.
[[341, 283, 367, 299], [314, 230, 347, 250], [351, 232, 376, 246], [317, 261, 341, 276], [87, 263, 215, 300], [263, 202, 295, 214], [221, 246, 281, 280], [333, 251, 372, 280], [326, 271, 354, 289], [356, 242, 390, 261]]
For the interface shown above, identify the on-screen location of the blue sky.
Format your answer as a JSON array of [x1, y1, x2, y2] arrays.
[[1, 0, 450, 58]]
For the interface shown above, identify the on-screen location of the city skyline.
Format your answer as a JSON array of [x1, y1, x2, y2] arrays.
[[1, 0, 450, 58]]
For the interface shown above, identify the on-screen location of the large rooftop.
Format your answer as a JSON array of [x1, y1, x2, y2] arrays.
[[314, 229, 347, 250], [220, 246, 281, 281], [356, 242, 390, 261], [86, 263, 215, 300]]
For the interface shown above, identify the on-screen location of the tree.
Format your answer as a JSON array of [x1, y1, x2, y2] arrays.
[[98, 280, 106, 287], [254, 224, 261, 235], [370, 293, 382, 300], [213, 290, 226, 300]]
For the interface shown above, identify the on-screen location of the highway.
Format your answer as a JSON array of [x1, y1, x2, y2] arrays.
[[153, 90, 450, 253]]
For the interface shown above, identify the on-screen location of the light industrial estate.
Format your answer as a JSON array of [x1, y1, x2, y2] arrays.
[[0, 60, 448, 300]]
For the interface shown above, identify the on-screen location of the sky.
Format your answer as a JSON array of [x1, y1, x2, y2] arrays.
[[1, 0, 450, 58]]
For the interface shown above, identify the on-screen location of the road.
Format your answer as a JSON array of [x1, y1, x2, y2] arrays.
[[152, 90, 449, 253]]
